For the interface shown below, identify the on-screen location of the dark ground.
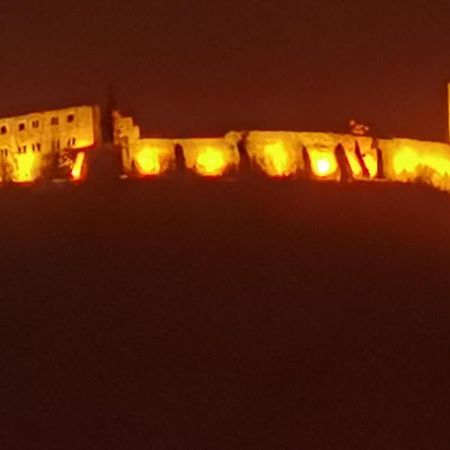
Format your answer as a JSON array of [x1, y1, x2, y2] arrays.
[[1, 179, 449, 449]]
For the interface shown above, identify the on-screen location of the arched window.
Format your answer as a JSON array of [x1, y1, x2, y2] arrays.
[[1, 125, 8, 135], [18, 123, 26, 132], [67, 114, 75, 123], [32, 120, 40, 129]]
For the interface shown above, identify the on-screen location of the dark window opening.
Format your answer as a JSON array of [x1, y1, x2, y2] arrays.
[[67, 114, 75, 123], [32, 120, 40, 129], [1, 125, 8, 135], [18, 123, 26, 132], [51, 117, 59, 126]]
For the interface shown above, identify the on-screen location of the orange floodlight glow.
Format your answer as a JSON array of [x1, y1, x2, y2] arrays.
[[195, 147, 227, 177], [15, 152, 37, 183], [262, 142, 293, 177], [391, 144, 450, 189], [71, 152, 86, 181], [135, 147, 162, 175], [310, 151, 338, 178]]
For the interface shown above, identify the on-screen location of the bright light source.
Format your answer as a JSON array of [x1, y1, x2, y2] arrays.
[[135, 147, 162, 175], [195, 147, 227, 177], [71, 152, 86, 181]]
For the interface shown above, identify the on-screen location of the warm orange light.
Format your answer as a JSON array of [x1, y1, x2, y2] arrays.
[[392, 147, 421, 175], [73, 139, 91, 149], [135, 147, 162, 176], [15, 152, 37, 183], [392, 145, 450, 189], [71, 152, 86, 181], [310, 152, 338, 178], [346, 151, 363, 177], [363, 153, 377, 177], [195, 147, 227, 177], [316, 158, 331, 175], [263, 142, 293, 177]]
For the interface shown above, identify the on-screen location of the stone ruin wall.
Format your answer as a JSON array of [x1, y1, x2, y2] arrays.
[[114, 110, 450, 191], [0, 105, 101, 182]]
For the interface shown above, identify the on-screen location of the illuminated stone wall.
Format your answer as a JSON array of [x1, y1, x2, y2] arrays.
[[175, 137, 239, 177], [112, 111, 142, 174], [380, 138, 450, 191], [0, 105, 100, 182], [114, 112, 240, 177], [230, 131, 377, 180], [113, 110, 450, 192]]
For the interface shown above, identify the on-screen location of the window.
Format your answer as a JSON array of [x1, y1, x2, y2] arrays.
[[37, 143, 41, 152], [51, 117, 59, 126], [67, 137, 76, 147], [18, 123, 26, 132], [67, 114, 75, 123], [1, 125, 7, 135], [32, 120, 40, 129]]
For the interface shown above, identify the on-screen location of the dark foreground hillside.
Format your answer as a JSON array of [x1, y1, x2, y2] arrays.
[[1, 179, 449, 449]]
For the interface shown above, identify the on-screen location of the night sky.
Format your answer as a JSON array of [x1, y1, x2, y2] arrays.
[[1, 0, 450, 140]]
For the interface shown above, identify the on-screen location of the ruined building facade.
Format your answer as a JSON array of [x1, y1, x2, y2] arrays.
[[0, 106, 101, 182], [1, 84, 450, 191]]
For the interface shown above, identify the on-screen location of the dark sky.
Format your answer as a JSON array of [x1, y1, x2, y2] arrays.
[[1, 0, 449, 140]]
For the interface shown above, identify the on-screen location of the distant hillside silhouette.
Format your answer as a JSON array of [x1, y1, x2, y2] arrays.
[[1, 180, 449, 449]]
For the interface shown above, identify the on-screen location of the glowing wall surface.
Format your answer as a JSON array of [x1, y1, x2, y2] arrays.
[[133, 139, 175, 176], [244, 131, 303, 177], [381, 138, 450, 190], [0, 105, 100, 183], [177, 138, 239, 177], [112, 109, 450, 192]]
